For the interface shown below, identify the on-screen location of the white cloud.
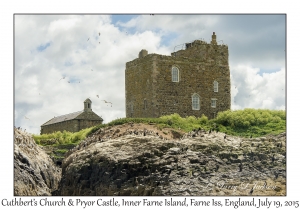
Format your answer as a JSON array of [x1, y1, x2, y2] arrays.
[[14, 15, 286, 134], [14, 15, 172, 134], [231, 65, 285, 110]]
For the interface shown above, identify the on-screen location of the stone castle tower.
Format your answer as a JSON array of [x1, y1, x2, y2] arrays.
[[125, 32, 231, 119]]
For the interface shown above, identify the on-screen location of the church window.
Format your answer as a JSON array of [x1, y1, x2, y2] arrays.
[[192, 94, 200, 110], [172, 67, 179, 82]]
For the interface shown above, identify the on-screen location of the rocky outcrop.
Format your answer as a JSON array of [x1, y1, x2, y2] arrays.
[[14, 128, 61, 196], [56, 124, 286, 196]]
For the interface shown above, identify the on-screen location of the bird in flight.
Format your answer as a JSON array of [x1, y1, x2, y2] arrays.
[[102, 100, 112, 107], [59, 76, 65, 81], [24, 116, 30, 120], [99, 32, 101, 36], [87, 38, 90, 41], [96, 95, 99, 98]]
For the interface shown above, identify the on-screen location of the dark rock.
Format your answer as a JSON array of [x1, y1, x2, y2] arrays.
[[14, 128, 61, 196]]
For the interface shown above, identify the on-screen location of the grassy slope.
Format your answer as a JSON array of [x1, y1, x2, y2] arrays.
[[32, 109, 285, 162], [33, 109, 286, 145]]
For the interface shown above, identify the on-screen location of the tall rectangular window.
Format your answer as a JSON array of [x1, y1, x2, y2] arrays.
[[130, 104, 134, 117], [211, 99, 217, 108], [172, 67, 179, 82], [214, 81, 218, 92], [192, 94, 200, 110], [144, 99, 147, 110]]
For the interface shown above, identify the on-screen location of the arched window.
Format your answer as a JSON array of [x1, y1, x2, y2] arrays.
[[192, 94, 200, 110], [172, 67, 179, 82], [213, 81, 218, 92]]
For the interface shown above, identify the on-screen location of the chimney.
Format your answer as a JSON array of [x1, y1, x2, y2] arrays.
[[139, 49, 148, 58], [211, 32, 217, 45]]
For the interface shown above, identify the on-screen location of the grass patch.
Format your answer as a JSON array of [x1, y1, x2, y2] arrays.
[[213, 109, 286, 137], [33, 126, 95, 146], [55, 149, 68, 154], [33, 109, 286, 146]]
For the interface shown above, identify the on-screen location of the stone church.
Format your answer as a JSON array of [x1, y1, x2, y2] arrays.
[[40, 98, 103, 134], [125, 32, 231, 119]]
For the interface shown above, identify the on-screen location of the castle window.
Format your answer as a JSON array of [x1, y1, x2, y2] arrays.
[[213, 81, 218, 92], [211, 98, 217, 108], [131, 104, 134, 113], [192, 94, 200, 110], [172, 67, 179, 82]]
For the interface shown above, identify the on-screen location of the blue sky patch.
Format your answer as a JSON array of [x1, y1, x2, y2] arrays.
[[111, 14, 140, 35], [258, 68, 281, 76], [37, 42, 51, 52], [111, 14, 139, 25], [161, 32, 179, 48]]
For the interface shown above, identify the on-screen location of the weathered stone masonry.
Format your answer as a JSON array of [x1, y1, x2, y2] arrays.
[[41, 99, 103, 134], [125, 32, 231, 119]]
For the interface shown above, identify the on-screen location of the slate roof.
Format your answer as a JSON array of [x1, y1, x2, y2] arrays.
[[41, 111, 84, 126]]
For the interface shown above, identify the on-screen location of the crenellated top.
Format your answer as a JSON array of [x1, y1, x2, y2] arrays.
[[126, 32, 229, 69]]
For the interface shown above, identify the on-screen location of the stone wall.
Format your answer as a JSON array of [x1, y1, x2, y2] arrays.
[[41, 110, 103, 134], [41, 119, 102, 134], [125, 37, 231, 119], [41, 120, 79, 134]]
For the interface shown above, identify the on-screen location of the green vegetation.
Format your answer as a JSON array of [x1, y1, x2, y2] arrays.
[[55, 149, 69, 154], [87, 113, 210, 136], [33, 127, 95, 146], [33, 109, 286, 147], [213, 109, 286, 137]]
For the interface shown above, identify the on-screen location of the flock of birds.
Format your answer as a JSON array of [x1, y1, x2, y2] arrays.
[[56, 31, 113, 107], [23, 31, 114, 123], [22, 18, 284, 133]]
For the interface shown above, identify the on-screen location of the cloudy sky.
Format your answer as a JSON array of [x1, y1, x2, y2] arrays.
[[14, 14, 286, 135]]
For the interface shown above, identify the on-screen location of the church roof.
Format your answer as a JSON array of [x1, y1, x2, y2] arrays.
[[41, 111, 84, 126]]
